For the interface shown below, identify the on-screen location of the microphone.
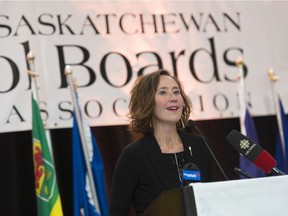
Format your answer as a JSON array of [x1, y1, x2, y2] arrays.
[[181, 163, 201, 186], [181, 163, 200, 216], [226, 130, 286, 175], [187, 119, 229, 180]]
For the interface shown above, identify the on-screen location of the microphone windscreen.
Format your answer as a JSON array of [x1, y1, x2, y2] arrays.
[[182, 163, 201, 182], [187, 119, 196, 128], [253, 150, 277, 173], [183, 162, 199, 170], [226, 130, 263, 161], [226, 130, 277, 174]]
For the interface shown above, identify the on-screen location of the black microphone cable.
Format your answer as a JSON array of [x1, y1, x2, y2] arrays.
[[188, 119, 229, 181]]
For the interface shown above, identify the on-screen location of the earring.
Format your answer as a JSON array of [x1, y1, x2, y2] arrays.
[[181, 117, 185, 128]]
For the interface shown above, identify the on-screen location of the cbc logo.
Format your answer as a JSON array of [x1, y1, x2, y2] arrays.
[[240, 139, 250, 149]]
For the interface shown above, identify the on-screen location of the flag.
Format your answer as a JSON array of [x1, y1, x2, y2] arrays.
[[237, 62, 265, 178], [274, 98, 288, 173], [32, 95, 63, 216], [72, 113, 108, 216], [239, 108, 266, 178]]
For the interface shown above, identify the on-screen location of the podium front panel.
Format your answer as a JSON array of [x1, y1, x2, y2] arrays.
[[142, 187, 197, 216], [190, 175, 288, 216]]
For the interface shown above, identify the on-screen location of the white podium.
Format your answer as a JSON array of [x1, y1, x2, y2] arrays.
[[190, 175, 288, 216]]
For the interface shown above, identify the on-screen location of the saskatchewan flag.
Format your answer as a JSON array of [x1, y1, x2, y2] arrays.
[[32, 95, 63, 216]]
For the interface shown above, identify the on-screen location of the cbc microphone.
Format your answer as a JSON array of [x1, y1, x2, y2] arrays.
[[187, 119, 229, 180], [182, 163, 201, 186], [226, 130, 286, 175]]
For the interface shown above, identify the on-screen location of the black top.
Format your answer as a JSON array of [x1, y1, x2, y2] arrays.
[[109, 131, 214, 216], [163, 152, 186, 183]]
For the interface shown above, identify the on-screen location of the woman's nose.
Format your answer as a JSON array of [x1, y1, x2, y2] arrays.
[[169, 97, 177, 102]]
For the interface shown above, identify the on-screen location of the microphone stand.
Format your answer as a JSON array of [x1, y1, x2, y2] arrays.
[[272, 167, 286, 176], [188, 120, 229, 181], [234, 167, 252, 179]]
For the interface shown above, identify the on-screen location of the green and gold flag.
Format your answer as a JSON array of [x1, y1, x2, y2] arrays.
[[32, 95, 63, 216]]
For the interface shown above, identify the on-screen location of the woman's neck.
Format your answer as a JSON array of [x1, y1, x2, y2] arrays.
[[154, 128, 183, 153]]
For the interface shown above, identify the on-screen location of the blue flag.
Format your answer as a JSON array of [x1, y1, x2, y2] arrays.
[[274, 98, 288, 173], [72, 114, 108, 216], [239, 108, 266, 178]]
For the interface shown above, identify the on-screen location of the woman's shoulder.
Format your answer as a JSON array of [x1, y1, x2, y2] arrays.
[[122, 135, 148, 153]]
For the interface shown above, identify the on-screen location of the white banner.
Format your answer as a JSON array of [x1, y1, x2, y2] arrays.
[[0, 1, 288, 132]]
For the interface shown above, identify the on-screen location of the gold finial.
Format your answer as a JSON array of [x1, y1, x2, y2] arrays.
[[235, 56, 244, 67], [27, 51, 35, 63], [26, 51, 39, 77], [268, 68, 279, 82], [64, 65, 77, 89], [64, 65, 72, 76]]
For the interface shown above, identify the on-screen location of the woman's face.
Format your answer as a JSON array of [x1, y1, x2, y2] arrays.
[[152, 75, 184, 126]]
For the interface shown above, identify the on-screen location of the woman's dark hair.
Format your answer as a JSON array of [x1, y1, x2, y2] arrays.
[[129, 69, 192, 134]]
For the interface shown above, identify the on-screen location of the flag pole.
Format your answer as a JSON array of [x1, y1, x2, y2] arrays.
[[235, 56, 265, 178], [64, 65, 101, 215], [27, 52, 39, 101], [268, 68, 287, 169], [27, 51, 54, 160], [236, 56, 246, 135]]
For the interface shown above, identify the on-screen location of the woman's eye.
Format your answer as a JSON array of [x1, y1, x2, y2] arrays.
[[159, 91, 167, 95], [173, 90, 180, 95]]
